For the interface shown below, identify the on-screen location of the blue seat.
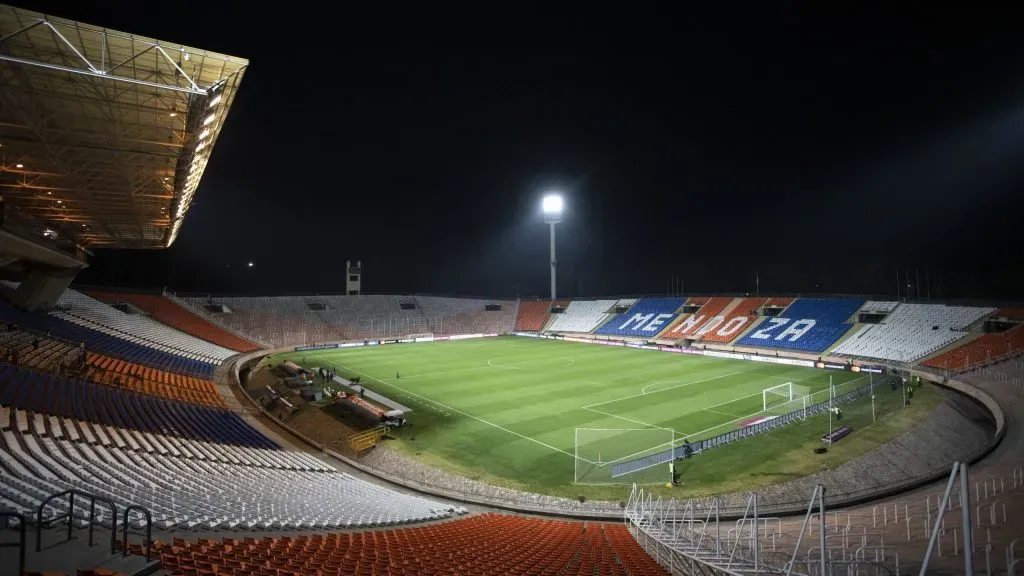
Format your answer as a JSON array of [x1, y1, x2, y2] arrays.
[[594, 298, 685, 337], [0, 299, 215, 378], [734, 298, 863, 353], [0, 359, 276, 449]]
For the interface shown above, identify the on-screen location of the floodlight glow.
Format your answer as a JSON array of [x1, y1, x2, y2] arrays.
[[542, 194, 563, 215], [203, 114, 216, 126], [208, 95, 222, 108]]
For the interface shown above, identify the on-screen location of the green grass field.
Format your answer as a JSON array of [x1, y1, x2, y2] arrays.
[[268, 336, 939, 501]]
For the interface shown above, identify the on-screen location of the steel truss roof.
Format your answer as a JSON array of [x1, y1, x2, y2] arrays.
[[0, 4, 247, 249]]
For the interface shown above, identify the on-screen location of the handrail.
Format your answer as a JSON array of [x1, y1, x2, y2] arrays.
[[0, 512, 26, 575], [35, 489, 117, 554], [121, 505, 152, 561]]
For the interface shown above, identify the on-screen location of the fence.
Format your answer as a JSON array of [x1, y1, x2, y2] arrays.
[[611, 376, 888, 478]]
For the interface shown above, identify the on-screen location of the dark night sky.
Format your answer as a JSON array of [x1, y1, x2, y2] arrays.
[[21, 2, 1024, 300]]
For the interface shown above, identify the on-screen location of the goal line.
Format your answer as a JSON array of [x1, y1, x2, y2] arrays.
[[574, 427, 676, 484]]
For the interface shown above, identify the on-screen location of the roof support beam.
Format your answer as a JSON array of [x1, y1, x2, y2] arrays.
[[0, 18, 208, 95]]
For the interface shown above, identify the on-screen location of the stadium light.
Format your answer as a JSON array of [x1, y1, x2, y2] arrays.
[[541, 193, 564, 300], [542, 194, 563, 218], [248, 261, 254, 268]]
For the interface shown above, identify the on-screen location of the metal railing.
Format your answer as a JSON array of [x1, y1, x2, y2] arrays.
[[1, 511, 26, 576], [611, 376, 885, 478], [35, 489, 117, 554], [121, 505, 152, 561]]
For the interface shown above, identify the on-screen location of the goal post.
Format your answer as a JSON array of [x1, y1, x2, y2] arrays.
[[574, 427, 676, 484], [762, 382, 812, 417]]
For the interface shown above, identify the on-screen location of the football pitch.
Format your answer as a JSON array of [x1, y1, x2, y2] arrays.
[[271, 336, 935, 500]]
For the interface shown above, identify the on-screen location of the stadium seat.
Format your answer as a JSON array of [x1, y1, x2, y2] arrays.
[[55, 290, 237, 364], [185, 295, 518, 347], [0, 360, 271, 448], [84, 352, 227, 409], [414, 296, 517, 335], [734, 298, 863, 353], [546, 300, 617, 333], [593, 297, 684, 338], [0, 326, 80, 373], [145, 514, 666, 575], [832, 303, 995, 362], [0, 408, 460, 530], [699, 297, 767, 343], [515, 300, 563, 331], [661, 297, 732, 340], [995, 308, 1024, 320], [923, 324, 1024, 371], [0, 298, 216, 379], [87, 292, 262, 352]]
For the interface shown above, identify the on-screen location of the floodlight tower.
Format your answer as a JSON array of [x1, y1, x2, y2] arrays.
[[541, 194, 564, 300]]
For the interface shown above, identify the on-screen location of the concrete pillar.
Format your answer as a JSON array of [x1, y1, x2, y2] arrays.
[[13, 265, 78, 311]]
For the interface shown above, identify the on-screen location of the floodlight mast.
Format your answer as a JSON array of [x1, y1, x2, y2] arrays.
[[541, 194, 564, 300]]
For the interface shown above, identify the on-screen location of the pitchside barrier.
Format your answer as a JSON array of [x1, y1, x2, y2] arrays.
[[609, 374, 893, 478]]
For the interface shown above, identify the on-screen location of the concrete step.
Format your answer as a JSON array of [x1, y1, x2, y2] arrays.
[[1, 526, 158, 576]]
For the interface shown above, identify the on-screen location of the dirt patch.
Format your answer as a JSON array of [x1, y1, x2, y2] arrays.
[[243, 365, 364, 454]]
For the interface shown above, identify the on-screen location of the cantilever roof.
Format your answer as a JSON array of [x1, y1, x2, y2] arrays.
[[0, 4, 248, 249]]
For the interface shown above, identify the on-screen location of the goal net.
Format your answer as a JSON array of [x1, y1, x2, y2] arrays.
[[762, 382, 811, 416], [407, 333, 434, 342], [574, 427, 676, 484]]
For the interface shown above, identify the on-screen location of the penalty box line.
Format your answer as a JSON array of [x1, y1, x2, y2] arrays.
[[583, 406, 677, 435], [581, 368, 758, 410], [338, 366, 599, 465]]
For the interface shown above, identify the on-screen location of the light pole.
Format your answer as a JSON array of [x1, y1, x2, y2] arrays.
[[541, 194, 564, 300]]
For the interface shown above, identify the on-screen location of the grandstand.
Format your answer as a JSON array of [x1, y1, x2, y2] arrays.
[[87, 292, 263, 353], [515, 300, 562, 331], [153, 514, 665, 576], [181, 295, 519, 347], [833, 303, 995, 362], [534, 299, 617, 333], [696, 296, 766, 343], [734, 297, 863, 353], [593, 297, 684, 338], [924, 323, 1024, 371]]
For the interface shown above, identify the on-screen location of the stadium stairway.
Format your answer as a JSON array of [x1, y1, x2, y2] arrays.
[[6, 524, 157, 576]]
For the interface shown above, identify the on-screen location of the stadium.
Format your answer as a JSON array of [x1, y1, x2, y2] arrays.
[[1, 4, 1022, 576]]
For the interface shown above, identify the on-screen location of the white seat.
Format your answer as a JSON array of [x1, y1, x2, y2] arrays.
[[546, 300, 618, 333], [833, 303, 995, 362]]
